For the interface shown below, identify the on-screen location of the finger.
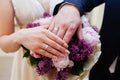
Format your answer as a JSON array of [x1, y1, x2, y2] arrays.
[[41, 17, 54, 29], [46, 30, 68, 48], [42, 36, 69, 54], [63, 25, 78, 44], [77, 25, 83, 39], [36, 49, 56, 59], [57, 25, 67, 39], [41, 24, 49, 29], [52, 25, 59, 34], [48, 21, 55, 31], [39, 42, 65, 58], [43, 43, 65, 58]]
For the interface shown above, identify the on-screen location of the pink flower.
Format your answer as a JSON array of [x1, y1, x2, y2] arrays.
[[68, 60, 74, 67], [52, 55, 70, 71], [79, 15, 100, 46], [30, 51, 41, 58], [82, 27, 100, 46]]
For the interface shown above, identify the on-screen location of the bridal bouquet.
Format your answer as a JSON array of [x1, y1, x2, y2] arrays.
[[22, 13, 101, 80]]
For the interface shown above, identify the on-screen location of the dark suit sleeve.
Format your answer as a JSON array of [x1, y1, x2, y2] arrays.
[[53, 0, 105, 15], [65, 0, 105, 15]]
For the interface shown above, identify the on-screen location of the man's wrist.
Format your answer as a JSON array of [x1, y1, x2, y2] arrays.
[[59, 2, 80, 16], [59, 2, 80, 13]]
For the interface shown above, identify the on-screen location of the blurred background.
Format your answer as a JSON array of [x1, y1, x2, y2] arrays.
[[0, 4, 105, 80]]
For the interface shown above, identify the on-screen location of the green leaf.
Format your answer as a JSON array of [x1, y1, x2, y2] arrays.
[[71, 57, 88, 75], [23, 50, 30, 57], [29, 56, 42, 66], [21, 45, 28, 51], [21, 45, 30, 58]]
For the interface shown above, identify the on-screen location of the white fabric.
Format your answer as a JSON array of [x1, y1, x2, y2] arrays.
[[11, 0, 101, 80], [12, 0, 45, 26], [50, 0, 63, 15], [12, 0, 64, 26]]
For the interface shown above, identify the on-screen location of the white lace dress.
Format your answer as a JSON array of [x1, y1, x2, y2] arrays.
[[11, 0, 101, 80]]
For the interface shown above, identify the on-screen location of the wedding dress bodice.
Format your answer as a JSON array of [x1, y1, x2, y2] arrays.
[[12, 0, 63, 26]]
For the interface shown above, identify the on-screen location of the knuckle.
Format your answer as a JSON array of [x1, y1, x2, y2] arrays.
[[39, 36, 44, 41], [50, 48, 54, 52], [38, 35, 46, 42], [57, 45, 64, 51], [60, 24, 66, 29], [48, 40, 53, 45], [69, 26, 76, 31], [47, 46, 52, 51], [40, 29, 46, 34], [38, 49, 43, 53], [53, 39, 58, 42], [44, 52, 53, 58], [30, 45, 38, 51], [54, 43, 59, 47], [39, 49, 46, 55]]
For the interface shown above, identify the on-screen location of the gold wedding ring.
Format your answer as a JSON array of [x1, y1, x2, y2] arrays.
[[44, 45, 49, 50]]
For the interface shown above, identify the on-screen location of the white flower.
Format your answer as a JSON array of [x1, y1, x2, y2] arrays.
[[81, 15, 90, 27]]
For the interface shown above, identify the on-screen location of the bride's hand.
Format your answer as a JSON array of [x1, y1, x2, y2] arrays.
[[16, 26, 69, 58]]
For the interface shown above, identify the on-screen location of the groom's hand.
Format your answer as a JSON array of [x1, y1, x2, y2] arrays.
[[49, 4, 82, 44]]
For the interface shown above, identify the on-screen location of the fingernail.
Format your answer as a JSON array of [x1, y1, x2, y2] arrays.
[[64, 43, 68, 48], [60, 54, 66, 58], [65, 50, 70, 54], [53, 56, 57, 59]]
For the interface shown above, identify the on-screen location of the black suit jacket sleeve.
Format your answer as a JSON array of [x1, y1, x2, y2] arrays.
[[65, 0, 105, 15], [54, 0, 105, 15]]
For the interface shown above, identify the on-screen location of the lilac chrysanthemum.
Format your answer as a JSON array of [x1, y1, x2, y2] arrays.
[[36, 57, 53, 75], [43, 12, 51, 18], [92, 26, 99, 32], [54, 68, 71, 80], [68, 37, 93, 61], [26, 22, 40, 28]]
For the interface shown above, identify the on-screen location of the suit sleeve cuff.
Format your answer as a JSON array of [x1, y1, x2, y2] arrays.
[[53, 2, 85, 16]]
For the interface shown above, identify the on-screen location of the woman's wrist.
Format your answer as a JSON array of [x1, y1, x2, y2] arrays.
[[0, 33, 21, 53], [7, 29, 25, 51], [12, 29, 23, 45]]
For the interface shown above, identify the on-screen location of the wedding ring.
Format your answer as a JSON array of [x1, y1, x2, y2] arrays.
[[53, 27, 58, 31], [44, 45, 49, 50]]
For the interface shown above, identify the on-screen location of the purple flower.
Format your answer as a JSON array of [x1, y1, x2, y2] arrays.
[[36, 57, 53, 75], [26, 22, 40, 28], [43, 12, 51, 18], [54, 68, 71, 80], [69, 38, 93, 61], [92, 26, 99, 32]]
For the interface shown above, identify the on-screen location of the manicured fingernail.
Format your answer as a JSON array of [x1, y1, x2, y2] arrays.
[[64, 43, 68, 48], [65, 50, 70, 54], [53, 56, 57, 59]]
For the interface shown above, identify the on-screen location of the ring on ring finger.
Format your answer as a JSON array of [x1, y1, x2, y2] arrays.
[[53, 27, 58, 31], [43, 45, 49, 51]]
